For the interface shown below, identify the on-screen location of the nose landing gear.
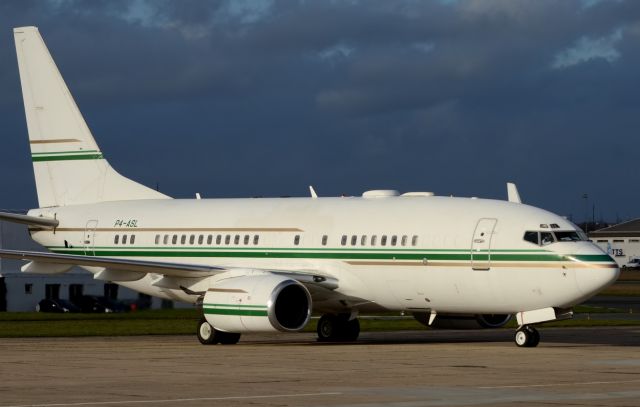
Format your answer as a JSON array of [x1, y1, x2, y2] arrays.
[[515, 325, 540, 347]]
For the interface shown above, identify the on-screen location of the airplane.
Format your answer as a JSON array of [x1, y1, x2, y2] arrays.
[[0, 26, 619, 347]]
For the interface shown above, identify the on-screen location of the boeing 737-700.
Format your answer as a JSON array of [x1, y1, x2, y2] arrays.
[[0, 27, 619, 347]]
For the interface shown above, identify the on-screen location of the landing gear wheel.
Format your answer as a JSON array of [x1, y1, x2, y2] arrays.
[[317, 314, 360, 342], [515, 326, 540, 348], [529, 327, 540, 347], [218, 331, 241, 345], [342, 318, 360, 342], [317, 314, 338, 342], [197, 318, 219, 345]]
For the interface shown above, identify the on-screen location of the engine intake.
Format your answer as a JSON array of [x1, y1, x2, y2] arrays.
[[203, 274, 311, 333]]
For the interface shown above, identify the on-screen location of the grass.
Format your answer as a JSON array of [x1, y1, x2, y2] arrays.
[[0, 309, 200, 337], [597, 270, 640, 296], [0, 306, 637, 338]]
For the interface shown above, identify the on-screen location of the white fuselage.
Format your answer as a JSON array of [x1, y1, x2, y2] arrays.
[[28, 195, 619, 315]]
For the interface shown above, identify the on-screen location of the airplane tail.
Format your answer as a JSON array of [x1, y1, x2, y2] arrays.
[[13, 26, 169, 208]]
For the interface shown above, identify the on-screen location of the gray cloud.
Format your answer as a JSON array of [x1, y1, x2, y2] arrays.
[[1, 0, 640, 222]]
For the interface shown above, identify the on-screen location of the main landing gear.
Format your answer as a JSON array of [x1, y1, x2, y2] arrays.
[[514, 325, 540, 348], [317, 314, 360, 342], [197, 317, 241, 345]]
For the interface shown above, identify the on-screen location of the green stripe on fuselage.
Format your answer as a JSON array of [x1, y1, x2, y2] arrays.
[[47, 247, 611, 263]]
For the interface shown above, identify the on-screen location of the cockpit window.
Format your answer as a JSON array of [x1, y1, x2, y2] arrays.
[[540, 232, 555, 246], [554, 231, 581, 242], [523, 229, 585, 246], [524, 231, 539, 245]]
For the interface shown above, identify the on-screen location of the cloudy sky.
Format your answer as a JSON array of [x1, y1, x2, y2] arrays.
[[1, 0, 639, 223]]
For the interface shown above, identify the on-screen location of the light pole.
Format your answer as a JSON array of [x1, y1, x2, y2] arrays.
[[582, 193, 589, 233]]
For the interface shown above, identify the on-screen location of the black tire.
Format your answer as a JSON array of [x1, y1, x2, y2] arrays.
[[341, 318, 360, 342], [528, 327, 540, 347], [317, 314, 338, 342], [317, 314, 360, 342], [197, 317, 219, 345], [515, 326, 540, 348], [218, 331, 241, 345]]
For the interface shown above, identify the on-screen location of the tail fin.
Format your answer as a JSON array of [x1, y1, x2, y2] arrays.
[[13, 26, 169, 208]]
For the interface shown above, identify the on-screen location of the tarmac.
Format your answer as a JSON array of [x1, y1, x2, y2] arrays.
[[1, 327, 640, 407]]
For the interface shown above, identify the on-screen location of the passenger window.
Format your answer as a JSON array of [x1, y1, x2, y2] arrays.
[[321, 235, 328, 246], [253, 235, 259, 245], [207, 235, 212, 245], [216, 235, 222, 245], [122, 235, 128, 244], [401, 235, 407, 246], [351, 235, 357, 246], [371, 235, 377, 246], [189, 235, 195, 245], [361, 235, 367, 246], [541, 232, 554, 246], [234, 235, 240, 245], [198, 235, 204, 245], [391, 235, 397, 246], [181, 235, 186, 245], [130, 235, 135, 244], [172, 235, 178, 244], [341, 235, 347, 246], [225, 235, 230, 245], [163, 235, 169, 245], [523, 231, 539, 245], [114, 235, 119, 244], [244, 235, 249, 245], [155, 235, 160, 245], [294, 235, 300, 245], [412, 235, 418, 246], [381, 235, 387, 246]]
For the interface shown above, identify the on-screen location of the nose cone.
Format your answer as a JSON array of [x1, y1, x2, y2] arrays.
[[560, 242, 620, 302], [575, 266, 620, 298]]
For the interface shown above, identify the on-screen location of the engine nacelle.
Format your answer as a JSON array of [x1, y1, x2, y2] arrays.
[[203, 274, 312, 333], [413, 313, 512, 329]]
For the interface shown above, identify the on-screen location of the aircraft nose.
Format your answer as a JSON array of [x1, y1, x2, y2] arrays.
[[575, 264, 620, 297]]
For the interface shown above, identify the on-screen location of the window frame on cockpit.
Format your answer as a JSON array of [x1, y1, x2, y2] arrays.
[[523, 229, 584, 246]]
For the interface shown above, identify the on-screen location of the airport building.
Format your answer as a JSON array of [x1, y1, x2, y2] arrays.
[[0, 220, 176, 312], [589, 219, 640, 267]]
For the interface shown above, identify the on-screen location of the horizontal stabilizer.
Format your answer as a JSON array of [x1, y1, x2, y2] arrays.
[[0, 211, 58, 228]]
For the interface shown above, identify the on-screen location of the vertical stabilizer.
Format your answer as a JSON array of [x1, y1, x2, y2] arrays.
[[13, 26, 169, 207]]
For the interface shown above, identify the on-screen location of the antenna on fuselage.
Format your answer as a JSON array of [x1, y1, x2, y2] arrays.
[[309, 186, 318, 199], [507, 182, 522, 204]]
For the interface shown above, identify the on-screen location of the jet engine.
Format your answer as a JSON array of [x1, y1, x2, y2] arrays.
[[203, 274, 311, 333], [413, 312, 512, 329]]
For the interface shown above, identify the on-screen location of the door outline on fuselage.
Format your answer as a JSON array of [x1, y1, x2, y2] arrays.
[[471, 218, 497, 270], [83, 220, 98, 256]]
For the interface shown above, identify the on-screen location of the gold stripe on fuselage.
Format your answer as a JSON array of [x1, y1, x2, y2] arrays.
[[345, 260, 617, 269]]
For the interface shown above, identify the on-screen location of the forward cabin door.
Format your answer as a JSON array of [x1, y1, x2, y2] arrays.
[[83, 220, 98, 256], [471, 218, 497, 270]]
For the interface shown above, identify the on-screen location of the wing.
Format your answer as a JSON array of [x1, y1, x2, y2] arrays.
[[0, 248, 339, 289], [0, 248, 223, 277]]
